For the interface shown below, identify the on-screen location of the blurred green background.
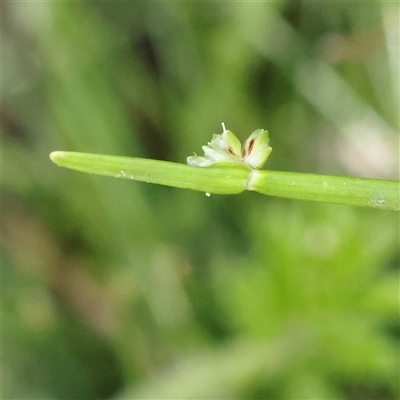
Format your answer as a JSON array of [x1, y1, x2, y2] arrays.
[[2, 2, 399, 399]]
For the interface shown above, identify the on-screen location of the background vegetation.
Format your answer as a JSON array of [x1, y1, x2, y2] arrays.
[[2, 2, 399, 399]]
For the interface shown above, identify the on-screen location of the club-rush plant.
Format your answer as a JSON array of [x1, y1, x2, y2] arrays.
[[50, 124, 399, 210]]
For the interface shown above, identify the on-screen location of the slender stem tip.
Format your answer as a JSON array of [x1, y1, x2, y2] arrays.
[[50, 151, 66, 164]]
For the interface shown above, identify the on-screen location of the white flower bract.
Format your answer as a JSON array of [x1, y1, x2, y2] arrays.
[[187, 123, 272, 170]]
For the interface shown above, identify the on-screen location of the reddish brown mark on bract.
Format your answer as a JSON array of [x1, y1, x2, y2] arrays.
[[228, 147, 235, 155], [243, 139, 255, 157]]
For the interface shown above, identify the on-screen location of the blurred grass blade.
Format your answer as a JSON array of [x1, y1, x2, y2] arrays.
[[249, 170, 400, 210]]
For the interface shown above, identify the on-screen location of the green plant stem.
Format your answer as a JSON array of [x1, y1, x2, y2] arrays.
[[50, 151, 399, 210], [50, 151, 249, 194], [249, 170, 399, 210]]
